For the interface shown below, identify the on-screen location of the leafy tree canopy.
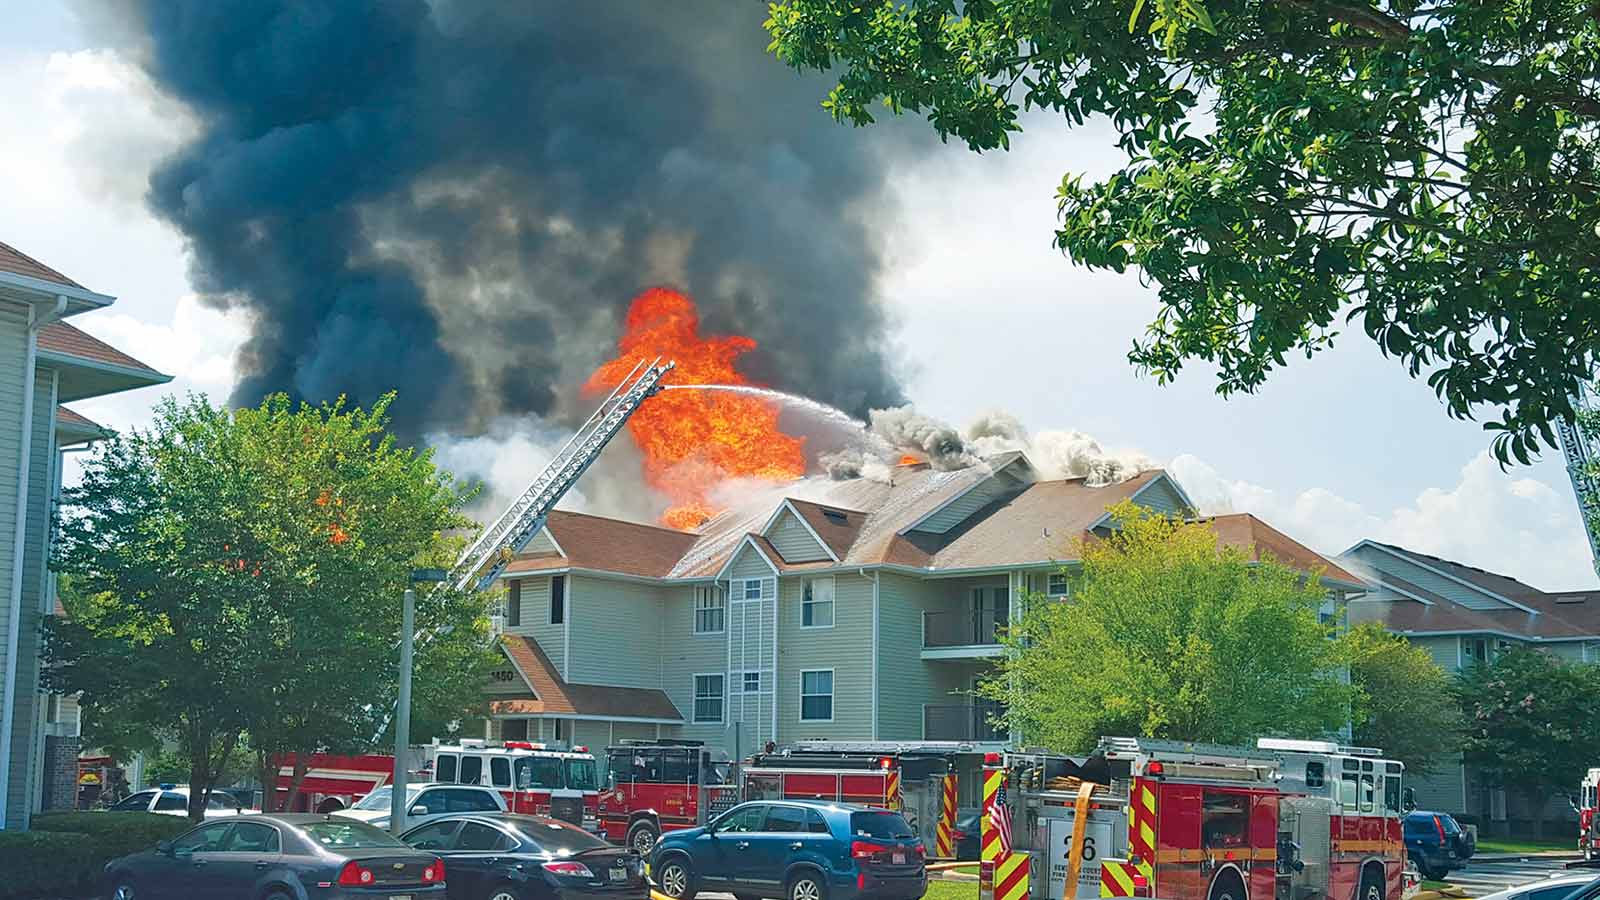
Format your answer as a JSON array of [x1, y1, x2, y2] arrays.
[[1345, 623, 1459, 776], [766, 0, 1600, 462], [979, 500, 1352, 750], [1452, 646, 1600, 803]]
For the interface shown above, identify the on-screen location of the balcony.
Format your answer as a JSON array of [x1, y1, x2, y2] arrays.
[[921, 607, 1008, 659], [923, 703, 1008, 743]]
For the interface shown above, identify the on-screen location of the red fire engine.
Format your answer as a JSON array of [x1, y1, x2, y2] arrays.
[[597, 739, 740, 852], [273, 753, 403, 813], [985, 737, 1413, 900], [1578, 768, 1600, 859], [742, 741, 966, 859], [429, 739, 601, 829]]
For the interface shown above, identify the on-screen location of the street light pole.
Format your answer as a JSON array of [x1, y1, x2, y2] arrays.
[[392, 568, 447, 835]]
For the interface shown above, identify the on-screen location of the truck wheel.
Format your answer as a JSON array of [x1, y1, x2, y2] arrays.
[[111, 881, 137, 900], [1359, 870, 1384, 900], [628, 820, 660, 854], [1208, 871, 1246, 900], [656, 856, 696, 900]]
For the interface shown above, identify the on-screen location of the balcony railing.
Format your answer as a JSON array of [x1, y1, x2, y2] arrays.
[[924, 703, 1008, 742], [923, 606, 1009, 648]]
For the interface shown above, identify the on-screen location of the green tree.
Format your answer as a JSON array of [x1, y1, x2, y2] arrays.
[[1345, 623, 1458, 776], [765, 1, 1600, 461], [49, 393, 496, 819], [979, 501, 1351, 751], [1453, 647, 1600, 834]]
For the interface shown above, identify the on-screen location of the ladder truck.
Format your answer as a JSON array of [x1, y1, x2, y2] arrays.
[[1555, 383, 1600, 579], [282, 358, 675, 816]]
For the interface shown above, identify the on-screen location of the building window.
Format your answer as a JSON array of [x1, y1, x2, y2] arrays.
[[802, 577, 835, 628], [695, 586, 725, 634], [694, 674, 725, 723], [743, 672, 761, 693], [507, 580, 522, 627], [800, 670, 833, 721], [737, 577, 774, 603], [1047, 572, 1068, 596], [551, 575, 565, 625]]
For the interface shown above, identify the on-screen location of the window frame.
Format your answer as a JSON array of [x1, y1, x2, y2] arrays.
[[436, 753, 458, 783], [1046, 572, 1069, 597], [735, 577, 775, 604], [743, 671, 762, 693], [507, 579, 522, 628], [800, 668, 835, 723], [694, 585, 726, 635], [223, 821, 282, 853], [458, 755, 483, 786], [693, 673, 726, 724], [802, 577, 835, 630], [551, 575, 566, 625], [490, 756, 512, 789]]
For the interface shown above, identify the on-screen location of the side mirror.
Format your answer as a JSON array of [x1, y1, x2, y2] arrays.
[[157, 840, 174, 856], [410, 804, 430, 816], [1402, 787, 1417, 813]]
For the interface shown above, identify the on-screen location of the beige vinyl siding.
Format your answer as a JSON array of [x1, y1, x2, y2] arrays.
[[612, 722, 656, 743], [660, 585, 733, 752], [913, 477, 1015, 534], [767, 509, 829, 562], [505, 576, 565, 676], [566, 575, 662, 688], [8, 369, 51, 826], [570, 720, 610, 751], [525, 529, 560, 555], [0, 303, 28, 697], [777, 573, 872, 741], [1348, 546, 1510, 610], [727, 545, 776, 581], [874, 573, 977, 741]]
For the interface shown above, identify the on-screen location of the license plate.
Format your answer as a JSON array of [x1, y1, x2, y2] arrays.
[[892, 852, 906, 864], [611, 867, 627, 881], [389, 895, 413, 900]]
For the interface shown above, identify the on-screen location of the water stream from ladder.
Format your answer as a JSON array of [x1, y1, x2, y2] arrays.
[[661, 383, 889, 451]]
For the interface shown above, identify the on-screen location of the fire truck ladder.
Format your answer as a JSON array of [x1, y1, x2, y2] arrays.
[[1555, 382, 1600, 578], [452, 357, 675, 593], [1098, 736, 1278, 769]]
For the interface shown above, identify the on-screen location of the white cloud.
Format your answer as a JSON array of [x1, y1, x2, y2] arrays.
[[1169, 451, 1596, 591]]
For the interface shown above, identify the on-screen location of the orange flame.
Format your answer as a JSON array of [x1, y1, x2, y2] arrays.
[[898, 455, 920, 465], [587, 287, 805, 529]]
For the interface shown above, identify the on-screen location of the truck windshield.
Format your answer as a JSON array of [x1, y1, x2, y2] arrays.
[[566, 758, 599, 791], [705, 762, 732, 785], [516, 757, 563, 790]]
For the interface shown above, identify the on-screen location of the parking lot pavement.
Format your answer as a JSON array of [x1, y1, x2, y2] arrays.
[[1447, 858, 1581, 896]]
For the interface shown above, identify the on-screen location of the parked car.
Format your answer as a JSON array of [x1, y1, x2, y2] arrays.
[[106, 785, 254, 818], [650, 800, 927, 900], [1477, 873, 1600, 900], [104, 813, 444, 900], [952, 813, 981, 861], [402, 812, 647, 900], [1403, 811, 1467, 880], [336, 782, 506, 829]]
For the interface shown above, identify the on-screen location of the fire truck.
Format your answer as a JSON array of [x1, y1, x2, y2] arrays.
[[989, 737, 1412, 900], [741, 741, 967, 860], [1578, 768, 1600, 859], [428, 739, 601, 829], [597, 739, 741, 852], [272, 753, 407, 813]]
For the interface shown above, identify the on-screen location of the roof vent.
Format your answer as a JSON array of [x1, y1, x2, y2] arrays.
[[1557, 595, 1588, 604], [822, 509, 847, 524]]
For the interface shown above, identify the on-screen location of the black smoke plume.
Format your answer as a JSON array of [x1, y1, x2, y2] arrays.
[[92, 0, 911, 438]]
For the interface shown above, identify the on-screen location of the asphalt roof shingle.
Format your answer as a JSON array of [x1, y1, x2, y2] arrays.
[[38, 322, 161, 374], [0, 240, 83, 288], [495, 635, 682, 720]]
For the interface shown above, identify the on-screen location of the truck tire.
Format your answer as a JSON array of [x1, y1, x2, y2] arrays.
[[1358, 868, 1384, 900], [1209, 870, 1247, 900], [628, 820, 660, 854]]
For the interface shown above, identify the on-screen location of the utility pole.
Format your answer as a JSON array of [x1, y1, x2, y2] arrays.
[[393, 568, 447, 834]]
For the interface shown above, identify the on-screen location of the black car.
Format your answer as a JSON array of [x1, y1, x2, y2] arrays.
[[1403, 811, 1468, 880], [401, 812, 647, 900], [953, 813, 982, 861], [105, 813, 446, 900]]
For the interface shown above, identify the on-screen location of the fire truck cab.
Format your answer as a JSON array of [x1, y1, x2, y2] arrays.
[[1578, 768, 1600, 859], [742, 741, 966, 859], [598, 739, 740, 853], [428, 739, 601, 831], [994, 737, 1408, 900]]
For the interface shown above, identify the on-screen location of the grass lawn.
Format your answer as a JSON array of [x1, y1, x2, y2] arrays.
[[925, 880, 980, 900], [1475, 836, 1574, 854]]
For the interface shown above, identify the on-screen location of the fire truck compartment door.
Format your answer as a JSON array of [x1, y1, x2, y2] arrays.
[[1044, 809, 1121, 900], [901, 780, 942, 852]]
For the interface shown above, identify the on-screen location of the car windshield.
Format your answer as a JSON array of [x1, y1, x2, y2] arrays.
[[852, 811, 915, 839], [206, 793, 239, 809], [514, 817, 611, 856], [566, 758, 598, 791], [302, 820, 408, 849], [351, 785, 421, 812]]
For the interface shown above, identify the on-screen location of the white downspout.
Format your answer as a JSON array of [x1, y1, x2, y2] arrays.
[[1, 295, 65, 828]]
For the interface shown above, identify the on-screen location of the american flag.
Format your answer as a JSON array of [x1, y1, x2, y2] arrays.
[[989, 780, 1013, 855]]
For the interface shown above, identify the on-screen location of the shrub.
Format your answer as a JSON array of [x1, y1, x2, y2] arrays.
[[1, 812, 190, 899]]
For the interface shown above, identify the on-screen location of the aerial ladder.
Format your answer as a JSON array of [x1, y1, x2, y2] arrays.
[[1555, 382, 1600, 578], [453, 356, 675, 591]]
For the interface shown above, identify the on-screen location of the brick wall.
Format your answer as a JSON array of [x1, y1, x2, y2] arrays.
[[40, 735, 79, 811]]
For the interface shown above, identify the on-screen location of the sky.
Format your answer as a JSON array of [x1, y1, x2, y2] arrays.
[[3, 6, 1594, 592]]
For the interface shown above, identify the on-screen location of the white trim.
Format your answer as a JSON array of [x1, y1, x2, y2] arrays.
[[1089, 471, 1196, 531], [870, 571, 880, 740], [1396, 627, 1596, 644], [800, 576, 836, 630], [760, 500, 840, 563], [691, 672, 726, 725], [693, 584, 727, 635], [1342, 540, 1538, 614], [901, 454, 1029, 535], [713, 535, 781, 583], [559, 574, 570, 681], [35, 349, 172, 394], [920, 646, 1007, 661], [0, 271, 114, 311], [495, 643, 542, 697], [1046, 570, 1069, 597], [538, 525, 569, 560], [799, 668, 835, 723], [1358, 576, 1436, 607], [492, 712, 687, 726]]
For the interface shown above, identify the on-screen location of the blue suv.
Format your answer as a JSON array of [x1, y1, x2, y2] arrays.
[[651, 800, 927, 900]]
